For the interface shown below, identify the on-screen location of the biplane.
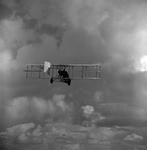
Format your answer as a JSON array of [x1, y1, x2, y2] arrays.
[[24, 61, 101, 86]]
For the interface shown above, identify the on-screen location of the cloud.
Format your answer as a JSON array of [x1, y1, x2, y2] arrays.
[[0, 0, 70, 74], [17, 129, 43, 144], [62, 144, 80, 150], [15, 34, 57, 67], [81, 105, 94, 118], [1, 123, 44, 144], [1, 121, 147, 149], [18, 133, 28, 143], [3, 0, 68, 47], [2, 0, 147, 69], [63, 0, 109, 32], [0, 0, 147, 131], [31, 125, 42, 137], [6, 97, 31, 120], [63, 0, 147, 65], [52, 94, 67, 112], [0, 49, 13, 71], [0, 18, 35, 58], [124, 133, 143, 141], [96, 103, 147, 127], [81, 105, 105, 126], [0, 1, 12, 20], [5, 94, 73, 124], [4, 123, 35, 136], [32, 97, 56, 115], [100, 103, 140, 118]]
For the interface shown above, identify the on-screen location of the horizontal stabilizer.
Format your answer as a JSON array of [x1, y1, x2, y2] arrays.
[[44, 61, 51, 73]]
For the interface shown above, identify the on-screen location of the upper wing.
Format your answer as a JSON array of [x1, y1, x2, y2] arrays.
[[24, 62, 101, 80], [24, 62, 69, 79], [24, 64, 47, 79], [67, 63, 101, 79]]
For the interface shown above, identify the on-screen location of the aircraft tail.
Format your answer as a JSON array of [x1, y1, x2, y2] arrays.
[[44, 61, 51, 73]]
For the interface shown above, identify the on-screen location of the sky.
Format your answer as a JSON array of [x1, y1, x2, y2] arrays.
[[0, 0, 147, 149]]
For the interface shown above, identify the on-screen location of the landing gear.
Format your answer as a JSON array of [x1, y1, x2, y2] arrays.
[[67, 79, 71, 86], [50, 77, 53, 84], [50, 76, 71, 86]]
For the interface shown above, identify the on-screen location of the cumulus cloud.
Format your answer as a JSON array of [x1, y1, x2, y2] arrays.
[[81, 105, 94, 118], [6, 97, 31, 120], [124, 133, 143, 141], [0, 123, 44, 144], [3, 123, 35, 136], [52, 94, 69, 112], [1, 120, 146, 149], [5, 94, 73, 124], [18, 133, 28, 142], [31, 125, 42, 137], [17, 131, 43, 144], [81, 105, 105, 126]]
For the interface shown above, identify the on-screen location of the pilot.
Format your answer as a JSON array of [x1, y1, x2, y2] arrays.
[[58, 69, 69, 78]]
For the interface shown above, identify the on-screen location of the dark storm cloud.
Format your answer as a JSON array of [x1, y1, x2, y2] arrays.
[[3, 0, 68, 47], [0, 1, 12, 20]]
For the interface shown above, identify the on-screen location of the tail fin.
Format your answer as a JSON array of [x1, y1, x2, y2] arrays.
[[44, 61, 51, 73]]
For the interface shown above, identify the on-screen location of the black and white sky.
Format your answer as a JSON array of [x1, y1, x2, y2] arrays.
[[0, 0, 147, 149]]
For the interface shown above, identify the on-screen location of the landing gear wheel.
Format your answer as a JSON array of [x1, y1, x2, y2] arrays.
[[50, 78, 53, 84], [67, 79, 71, 86]]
